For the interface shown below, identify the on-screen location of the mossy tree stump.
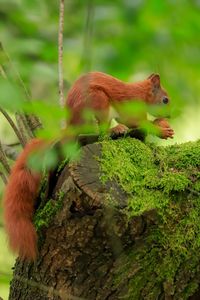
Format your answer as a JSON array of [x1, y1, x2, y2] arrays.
[[8, 138, 200, 300]]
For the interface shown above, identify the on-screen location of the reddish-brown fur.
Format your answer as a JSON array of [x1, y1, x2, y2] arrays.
[[153, 118, 174, 139], [67, 72, 161, 125], [3, 72, 173, 260], [4, 139, 44, 260]]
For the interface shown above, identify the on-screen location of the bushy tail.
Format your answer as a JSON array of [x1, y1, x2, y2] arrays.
[[3, 138, 44, 260]]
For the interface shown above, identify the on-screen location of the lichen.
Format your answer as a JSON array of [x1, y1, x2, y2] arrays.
[[99, 137, 200, 299]]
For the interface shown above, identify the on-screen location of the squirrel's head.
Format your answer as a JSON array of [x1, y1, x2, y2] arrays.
[[146, 73, 170, 106], [147, 73, 170, 117]]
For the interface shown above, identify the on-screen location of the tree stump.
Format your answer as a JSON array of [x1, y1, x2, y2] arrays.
[[8, 138, 200, 300]]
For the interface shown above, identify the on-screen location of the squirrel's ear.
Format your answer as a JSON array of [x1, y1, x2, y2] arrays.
[[148, 73, 160, 88], [147, 73, 156, 79]]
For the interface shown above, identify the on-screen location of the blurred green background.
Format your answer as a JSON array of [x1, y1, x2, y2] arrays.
[[1, 0, 200, 298]]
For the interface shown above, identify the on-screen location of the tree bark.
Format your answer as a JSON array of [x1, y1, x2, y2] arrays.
[[8, 137, 200, 300]]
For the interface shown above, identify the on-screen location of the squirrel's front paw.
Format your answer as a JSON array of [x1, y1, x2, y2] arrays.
[[160, 126, 174, 139], [110, 123, 129, 138], [154, 118, 174, 139]]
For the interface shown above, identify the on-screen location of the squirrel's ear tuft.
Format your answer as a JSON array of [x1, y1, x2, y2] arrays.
[[147, 73, 156, 79], [148, 73, 160, 88]]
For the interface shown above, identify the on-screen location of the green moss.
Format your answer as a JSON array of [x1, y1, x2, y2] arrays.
[[193, 180, 200, 192], [159, 171, 190, 193], [57, 158, 68, 173], [34, 191, 64, 230], [38, 174, 48, 203], [99, 138, 200, 299], [164, 140, 200, 170]]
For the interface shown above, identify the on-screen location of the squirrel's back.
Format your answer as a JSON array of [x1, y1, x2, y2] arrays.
[[66, 71, 144, 125], [66, 72, 126, 108]]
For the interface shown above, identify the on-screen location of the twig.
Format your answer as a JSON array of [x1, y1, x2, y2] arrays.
[[0, 107, 25, 146], [22, 115, 35, 139], [0, 65, 7, 79], [0, 141, 11, 174], [0, 61, 27, 144], [15, 112, 34, 140], [15, 113, 29, 144], [58, 0, 65, 108], [6, 142, 20, 147], [0, 42, 30, 100], [0, 42, 42, 133], [0, 171, 7, 184], [26, 114, 42, 132], [2, 144, 19, 160], [81, 0, 95, 72]]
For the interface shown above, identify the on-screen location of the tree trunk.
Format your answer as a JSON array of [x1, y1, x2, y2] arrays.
[[8, 138, 200, 300]]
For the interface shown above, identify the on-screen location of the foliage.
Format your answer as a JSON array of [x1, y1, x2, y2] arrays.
[[0, 0, 200, 149], [1, 0, 200, 298], [1, 0, 200, 136]]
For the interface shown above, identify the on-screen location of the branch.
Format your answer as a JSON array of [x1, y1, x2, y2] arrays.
[[0, 42, 42, 134], [1, 144, 19, 160], [0, 171, 7, 184], [0, 107, 26, 146], [0, 65, 7, 79], [58, 0, 65, 108], [15, 112, 34, 142], [81, 0, 95, 71], [0, 141, 10, 174], [25, 114, 42, 132], [5, 142, 20, 147], [0, 42, 30, 100], [0, 66, 28, 145]]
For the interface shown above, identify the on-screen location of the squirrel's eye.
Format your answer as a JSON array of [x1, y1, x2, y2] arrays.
[[162, 96, 169, 104]]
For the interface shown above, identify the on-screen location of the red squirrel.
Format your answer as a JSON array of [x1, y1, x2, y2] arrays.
[[3, 72, 174, 260]]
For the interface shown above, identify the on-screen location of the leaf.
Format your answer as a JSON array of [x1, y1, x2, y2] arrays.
[[116, 101, 147, 117], [62, 141, 81, 161], [148, 104, 172, 118], [0, 78, 25, 111], [24, 100, 70, 139], [27, 147, 58, 172], [140, 120, 160, 136]]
